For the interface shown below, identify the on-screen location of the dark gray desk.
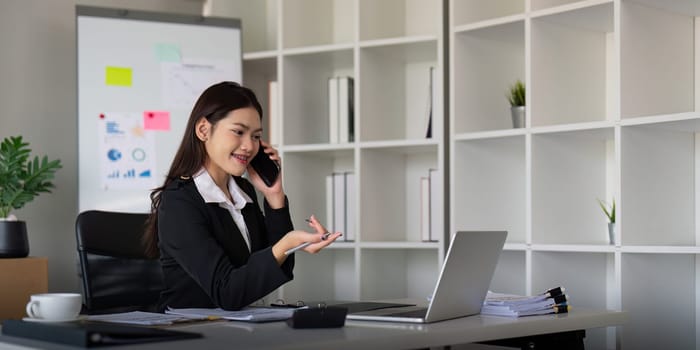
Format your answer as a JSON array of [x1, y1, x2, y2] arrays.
[[0, 309, 626, 350]]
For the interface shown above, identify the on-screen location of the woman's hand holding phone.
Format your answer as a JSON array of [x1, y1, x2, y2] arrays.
[[248, 140, 284, 208]]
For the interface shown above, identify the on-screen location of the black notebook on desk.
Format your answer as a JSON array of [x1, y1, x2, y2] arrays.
[[2, 320, 201, 347]]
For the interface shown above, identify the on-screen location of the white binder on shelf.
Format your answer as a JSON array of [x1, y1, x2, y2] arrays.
[[338, 76, 354, 143], [424, 67, 434, 139], [333, 172, 346, 239], [344, 172, 355, 241], [328, 77, 339, 144], [326, 175, 334, 234], [267, 80, 280, 146], [429, 168, 441, 242], [420, 176, 431, 242]]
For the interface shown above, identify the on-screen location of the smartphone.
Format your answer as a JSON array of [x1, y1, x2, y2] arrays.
[[250, 142, 280, 187]]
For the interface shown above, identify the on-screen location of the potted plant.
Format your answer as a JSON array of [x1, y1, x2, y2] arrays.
[[507, 80, 526, 128], [0, 135, 62, 257], [597, 198, 615, 245]]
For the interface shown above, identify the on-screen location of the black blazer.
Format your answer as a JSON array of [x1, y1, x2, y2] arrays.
[[156, 176, 294, 311]]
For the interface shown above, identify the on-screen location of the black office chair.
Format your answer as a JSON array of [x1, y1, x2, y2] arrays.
[[75, 210, 164, 314]]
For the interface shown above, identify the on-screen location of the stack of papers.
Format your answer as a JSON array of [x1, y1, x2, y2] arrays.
[[165, 307, 298, 322], [481, 287, 569, 317], [86, 311, 206, 325]]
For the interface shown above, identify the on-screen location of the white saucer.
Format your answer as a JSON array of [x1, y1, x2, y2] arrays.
[[22, 315, 84, 323]]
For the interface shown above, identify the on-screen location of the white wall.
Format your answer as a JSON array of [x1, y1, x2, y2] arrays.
[[0, 0, 204, 293]]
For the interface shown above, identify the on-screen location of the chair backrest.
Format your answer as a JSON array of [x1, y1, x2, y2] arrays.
[[75, 210, 164, 314]]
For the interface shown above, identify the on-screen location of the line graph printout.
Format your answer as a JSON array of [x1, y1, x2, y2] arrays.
[[161, 60, 238, 109]]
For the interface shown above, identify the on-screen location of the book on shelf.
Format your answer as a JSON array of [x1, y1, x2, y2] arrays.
[[420, 176, 430, 242], [420, 168, 441, 242], [344, 172, 356, 241], [481, 287, 569, 318], [326, 175, 334, 238], [424, 66, 434, 139], [326, 172, 355, 241], [333, 172, 346, 241], [267, 80, 281, 146], [328, 77, 339, 144], [338, 76, 354, 143], [328, 76, 354, 144], [428, 168, 441, 242]]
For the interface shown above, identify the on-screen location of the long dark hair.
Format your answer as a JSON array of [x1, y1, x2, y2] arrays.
[[143, 81, 263, 258]]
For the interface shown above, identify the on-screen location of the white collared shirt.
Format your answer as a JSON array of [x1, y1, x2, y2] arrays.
[[193, 168, 253, 252]]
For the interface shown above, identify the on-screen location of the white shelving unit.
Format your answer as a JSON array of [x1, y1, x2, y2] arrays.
[[451, 0, 700, 349], [208, 0, 445, 304]]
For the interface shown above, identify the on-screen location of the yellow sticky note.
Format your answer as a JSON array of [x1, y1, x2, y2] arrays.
[[105, 66, 132, 87]]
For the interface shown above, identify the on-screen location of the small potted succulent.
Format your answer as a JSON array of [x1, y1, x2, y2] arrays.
[[597, 198, 616, 245], [507, 80, 526, 128], [0, 135, 62, 257]]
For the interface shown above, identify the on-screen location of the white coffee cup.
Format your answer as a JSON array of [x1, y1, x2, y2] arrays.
[[25, 293, 82, 321]]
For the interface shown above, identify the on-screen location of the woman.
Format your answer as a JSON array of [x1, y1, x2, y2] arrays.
[[143, 81, 341, 311]]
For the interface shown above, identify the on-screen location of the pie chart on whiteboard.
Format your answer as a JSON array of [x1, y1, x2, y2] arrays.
[[107, 149, 122, 162]]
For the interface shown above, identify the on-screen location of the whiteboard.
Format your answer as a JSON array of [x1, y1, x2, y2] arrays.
[[77, 6, 241, 213]]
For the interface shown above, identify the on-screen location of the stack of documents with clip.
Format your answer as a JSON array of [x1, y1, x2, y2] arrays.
[[166, 306, 297, 322], [481, 287, 569, 317]]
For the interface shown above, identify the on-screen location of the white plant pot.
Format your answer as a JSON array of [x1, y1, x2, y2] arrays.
[[511, 106, 525, 128], [607, 222, 615, 245]]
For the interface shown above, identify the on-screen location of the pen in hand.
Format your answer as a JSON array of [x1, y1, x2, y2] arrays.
[[284, 232, 331, 255], [284, 219, 332, 255]]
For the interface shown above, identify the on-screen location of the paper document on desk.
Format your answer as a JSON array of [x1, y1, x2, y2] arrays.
[[86, 311, 202, 325], [166, 306, 297, 322], [481, 287, 569, 317]]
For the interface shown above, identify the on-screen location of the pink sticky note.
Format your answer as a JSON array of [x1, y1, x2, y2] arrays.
[[143, 110, 170, 131]]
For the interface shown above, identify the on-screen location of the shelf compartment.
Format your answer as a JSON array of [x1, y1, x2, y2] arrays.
[[623, 0, 700, 16], [281, 0, 355, 49], [282, 249, 357, 302], [531, 128, 615, 245], [360, 146, 439, 242], [453, 21, 525, 133], [283, 149, 354, 231], [532, 251, 613, 308], [621, 253, 697, 350], [490, 250, 526, 295], [359, 40, 439, 142], [359, 0, 441, 41], [530, 2, 615, 126], [359, 248, 439, 300], [243, 57, 277, 143], [452, 0, 525, 27], [532, 251, 614, 349], [282, 49, 354, 145], [620, 120, 698, 246], [206, 0, 277, 53], [620, 0, 695, 119], [453, 136, 526, 244]]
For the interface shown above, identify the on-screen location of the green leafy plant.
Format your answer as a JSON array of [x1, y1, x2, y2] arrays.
[[507, 80, 526, 107], [597, 198, 615, 224], [0, 136, 62, 218]]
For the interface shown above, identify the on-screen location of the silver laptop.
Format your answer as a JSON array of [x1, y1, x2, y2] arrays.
[[346, 231, 507, 323]]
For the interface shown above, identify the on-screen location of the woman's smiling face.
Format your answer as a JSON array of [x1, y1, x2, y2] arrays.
[[200, 107, 262, 183]]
